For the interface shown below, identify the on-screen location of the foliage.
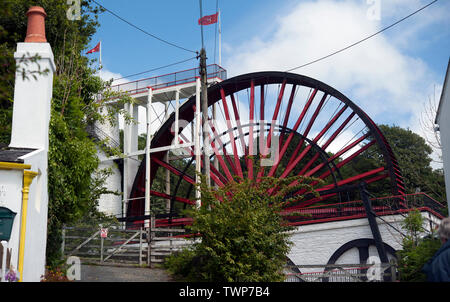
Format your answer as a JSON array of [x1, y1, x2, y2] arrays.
[[396, 209, 441, 282], [339, 124, 446, 205], [401, 209, 426, 244], [379, 125, 445, 201], [0, 0, 134, 267], [397, 235, 441, 282], [165, 175, 320, 282]]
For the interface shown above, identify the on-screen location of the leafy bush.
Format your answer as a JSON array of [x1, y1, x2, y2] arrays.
[[397, 235, 441, 281], [396, 209, 441, 281], [165, 175, 319, 282]]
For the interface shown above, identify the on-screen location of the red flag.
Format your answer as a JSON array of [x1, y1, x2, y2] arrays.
[[86, 42, 100, 54], [198, 12, 218, 25]]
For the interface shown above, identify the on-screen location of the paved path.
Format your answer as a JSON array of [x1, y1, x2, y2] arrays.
[[79, 264, 174, 282]]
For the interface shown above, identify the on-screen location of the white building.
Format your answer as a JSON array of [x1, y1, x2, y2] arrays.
[[436, 59, 450, 210], [0, 7, 54, 281]]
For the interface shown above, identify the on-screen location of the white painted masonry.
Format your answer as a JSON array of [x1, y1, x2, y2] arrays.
[[94, 108, 122, 217], [2, 39, 55, 281], [0, 169, 23, 277], [287, 211, 441, 273], [436, 59, 450, 210], [96, 147, 122, 217]]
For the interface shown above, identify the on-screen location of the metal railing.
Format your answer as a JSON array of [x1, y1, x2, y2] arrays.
[[109, 64, 227, 96], [86, 124, 120, 150], [284, 262, 397, 282], [61, 222, 188, 266], [285, 193, 446, 225]]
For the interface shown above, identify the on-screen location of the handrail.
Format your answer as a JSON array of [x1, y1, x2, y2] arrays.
[[110, 64, 227, 95]]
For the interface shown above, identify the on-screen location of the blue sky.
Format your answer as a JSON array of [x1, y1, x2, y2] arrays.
[[88, 0, 449, 164], [90, 0, 449, 78]]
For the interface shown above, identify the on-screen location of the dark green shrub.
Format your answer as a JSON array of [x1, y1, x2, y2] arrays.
[[165, 175, 319, 282]]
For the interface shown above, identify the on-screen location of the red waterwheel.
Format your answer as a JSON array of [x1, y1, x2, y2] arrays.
[[127, 72, 406, 228]]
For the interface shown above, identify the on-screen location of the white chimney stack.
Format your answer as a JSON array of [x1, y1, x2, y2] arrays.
[[0, 6, 55, 282], [9, 6, 55, 150]]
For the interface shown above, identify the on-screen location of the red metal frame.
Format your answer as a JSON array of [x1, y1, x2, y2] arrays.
[[220, 88, 244, 179], [247, 81, 256, 180], [126, 71, 409, 229]]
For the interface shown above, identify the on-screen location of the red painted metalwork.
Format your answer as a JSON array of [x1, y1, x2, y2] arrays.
[[285, 93, 328, 169], [126, 71, 409, 228], [230, 94, 247, 156], [247, 80, 255, 180], [209, 118, 238, 180], [152, 157, 196, 185], [220, 88, 244, 179], [280, 85, 297, 147], [109, 64, 226, 97], [257, 80, 287, 181], [266, 89, 318, 177]]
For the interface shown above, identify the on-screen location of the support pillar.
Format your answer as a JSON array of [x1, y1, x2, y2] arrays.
[[164, 102, 170, 213], [199, 49, 210, 188], [195, 77, 202, 207], [123, 101, 139, 219], [145, 88, 153, 228], [360, 182, 388, 264]]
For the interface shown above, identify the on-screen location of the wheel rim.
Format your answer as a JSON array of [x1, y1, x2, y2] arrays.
[[127, 72, 406, 227]]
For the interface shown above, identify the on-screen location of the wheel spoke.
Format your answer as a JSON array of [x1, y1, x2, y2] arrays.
[[266, 89, 318, 177], [149, 190, 195, 205], [283, 93, 328, 176], [292, 139, 377, 195], [256, 80, 287, 181], [287, 93, 328, 164], [280, 84, 297, 147], [220, 88, 244, 179], [128, 72, 406, 227], [152, 157, 196, 185], [230, 94, 247, 156], [247, 81, 255, 180], [209, 117, 240, 180]]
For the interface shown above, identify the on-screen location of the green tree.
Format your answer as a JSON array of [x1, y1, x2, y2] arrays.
[[340, 124, 446, 205], [379, 125, 445, 201], [165, 175, 320, 282], [396, 210, 441, 281], [0, 0, 132, 266]]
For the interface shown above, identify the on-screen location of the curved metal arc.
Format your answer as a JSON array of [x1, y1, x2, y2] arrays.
[[207, 122, 343, 188], [128, 71, 405, 222]]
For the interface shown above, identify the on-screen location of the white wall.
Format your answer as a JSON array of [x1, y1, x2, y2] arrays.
[[20, 150, 48, 282], [0, 169, 24, 275], [10, 43, 54, 150], [96, 147, 122, 217], [287, 212, 440, 273], [4, 40, 54, 281], [436, 61, 450, 210], [94, 109, 123, 217]]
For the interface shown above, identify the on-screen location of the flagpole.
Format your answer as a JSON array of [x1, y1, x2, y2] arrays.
[[99, 40, 102, 79], [218, 9, 221, 66]]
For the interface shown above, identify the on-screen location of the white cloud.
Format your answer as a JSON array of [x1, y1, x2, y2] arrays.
[[224, 0, 444, 167], [97, 68, 128, 85]]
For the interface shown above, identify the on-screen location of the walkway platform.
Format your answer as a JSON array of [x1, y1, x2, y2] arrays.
[[109, 64, 227, 104]]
